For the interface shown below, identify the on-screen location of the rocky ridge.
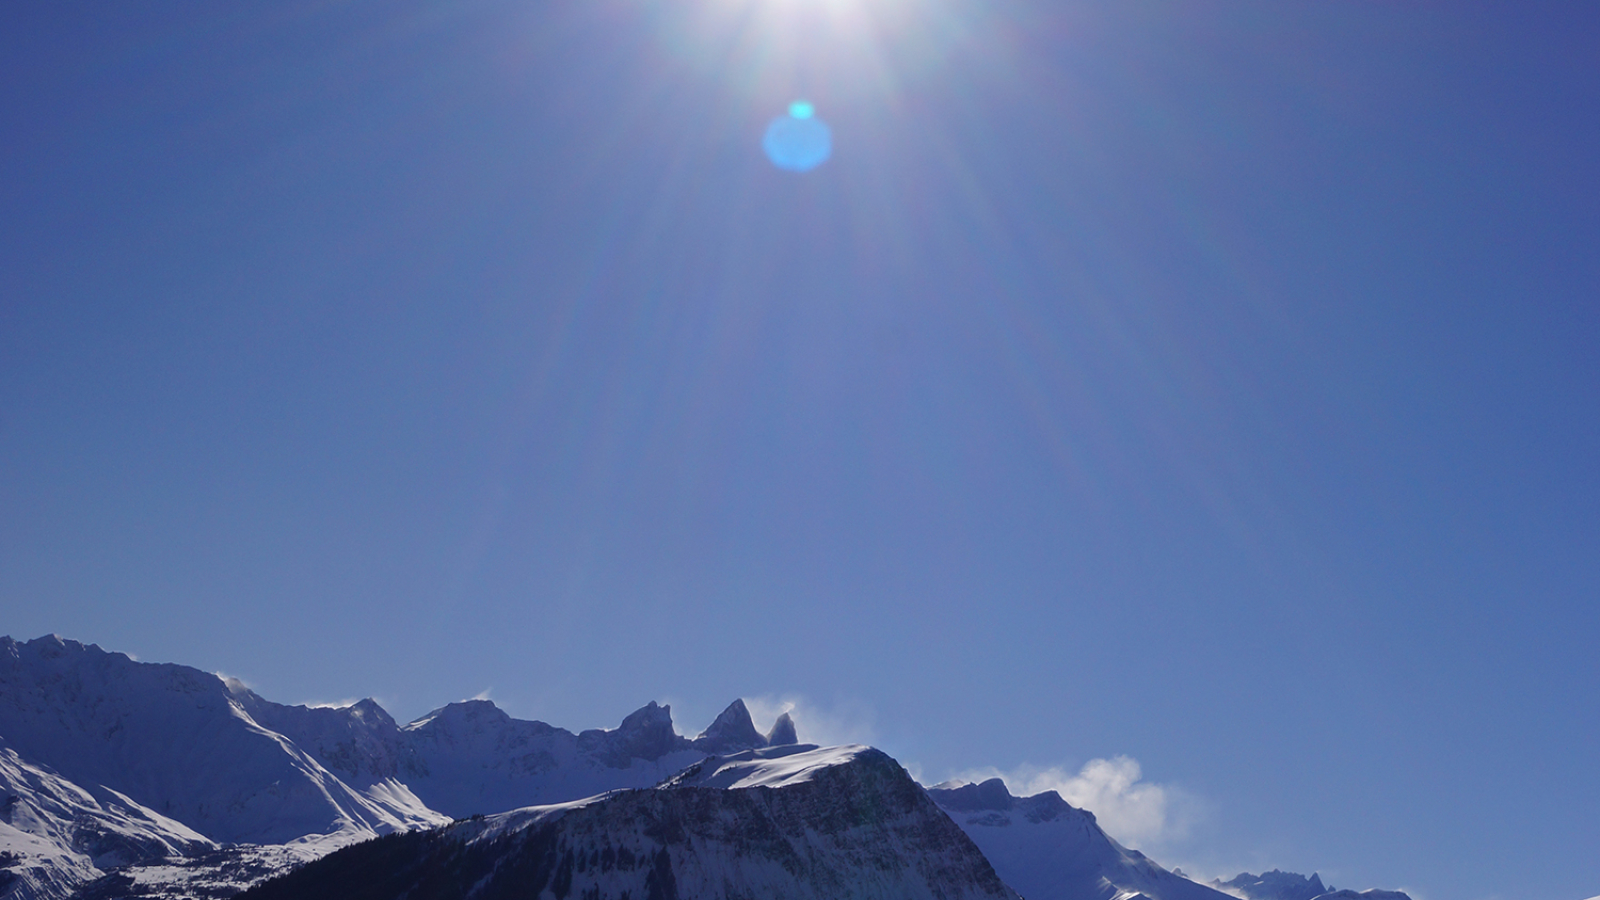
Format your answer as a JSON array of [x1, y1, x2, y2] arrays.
[[1212, 870, 1413, 900], [928, 778, 1236, 900], [1, 636, 1420, 900], [0, 636, 784, 899], [239, 745, 1021, 900]]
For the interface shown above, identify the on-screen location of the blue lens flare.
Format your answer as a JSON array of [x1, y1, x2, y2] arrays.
[[764, 102, 831, 172]]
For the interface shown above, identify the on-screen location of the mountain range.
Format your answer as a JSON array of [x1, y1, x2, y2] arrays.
[[1, 635, 1412, 900]]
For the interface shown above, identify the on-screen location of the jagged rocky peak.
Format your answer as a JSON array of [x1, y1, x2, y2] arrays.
[[619, 699, 673, 730], [582, 700, 691, 765], [347, 697, 391, 721], [766, 710, 799, 746], [931, 776, 1016, 812], [693, 698, 767, 753], [1214, 870, 1329, 900]]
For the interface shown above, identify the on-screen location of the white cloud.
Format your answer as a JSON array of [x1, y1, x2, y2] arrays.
[[952, 756, 1197, 850], [469, 688, 493, 702]]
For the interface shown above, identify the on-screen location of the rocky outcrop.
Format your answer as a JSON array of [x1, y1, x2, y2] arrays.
[[240, 745, 1020, 900], [1214, 870, 1331, 900], [691, 699, 768, 754]]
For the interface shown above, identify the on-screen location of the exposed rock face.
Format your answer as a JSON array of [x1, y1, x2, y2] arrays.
[[935, 777, 1016, 812], [239, 746, 1021, 900], [393, 699, 704, 819], [766, 711, 799, 746], [1214, 870, 1330, 900], [248, 695, 786, 819], [1212, 871, 1413, 900], [691, 699, 768, 754]]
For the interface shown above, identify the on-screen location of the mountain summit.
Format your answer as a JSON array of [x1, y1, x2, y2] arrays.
[[1213, 871, 1414, 900], [926, 778, 1236, 900], [0, 636, 1416, 900], [1215, 870, 1331, 900], [0, 635, 794, 898], [692, 699, 768, 753], [240, 745, 1020, 900]]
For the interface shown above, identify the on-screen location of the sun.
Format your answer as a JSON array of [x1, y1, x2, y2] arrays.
[[657, 0, 970, 107]]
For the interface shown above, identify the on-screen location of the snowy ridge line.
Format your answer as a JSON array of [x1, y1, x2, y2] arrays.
[[0, 634, 798, 899], [235, 740, 1021, 900], [2, 635, 1418, 900], [661, 743, 871, 790]]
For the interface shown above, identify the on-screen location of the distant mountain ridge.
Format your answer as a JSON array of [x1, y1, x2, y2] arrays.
[[927, 777, 1237, 900], [0, 635, 788, 898], [1213, 870, 1330, 900], [1212, 870, 1414, 900], [0, 635, 1417, 900]]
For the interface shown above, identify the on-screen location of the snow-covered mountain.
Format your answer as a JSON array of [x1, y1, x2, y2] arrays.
[[237, 691, 709, 820], [238, 744, 1021, 900], [0, 635, 1419, 900], [1211, 871, 1412, 900], [927, 778, 1237, 900], [0, 635, 794, 899], [0, 635, 444, 848], [1213, 870, 1331, 900], [0, 735, 211, 900]]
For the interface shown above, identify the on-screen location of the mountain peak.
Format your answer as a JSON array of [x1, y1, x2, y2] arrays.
[[766, 711, 798, 746], [618, 700, 673, 731], [931, 777, 1016, 812], [407, 698, 510, 731], [24, 633, 90, 660], [595, 700, 688, 764], [240, 741, 1020, 900], [1215, 870, 1330, 900], [694, 699, 766, 753]]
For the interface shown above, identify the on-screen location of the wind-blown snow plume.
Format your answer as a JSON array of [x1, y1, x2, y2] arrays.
[[741, 694, 874, 747], [955, 756, 1192, 848]]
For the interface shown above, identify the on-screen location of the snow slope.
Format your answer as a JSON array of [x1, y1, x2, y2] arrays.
[[662, 743, 866, 789], [0, 636, 446, 847], [927, 778, 1238, 900], [239, 744, 1020, 900], [1211, 871, 1413, 900], [0, 635, 802, 898], [1305, 892, 1410, 900], [1, 738, 210, 900], [0, 635, 1419, 900]]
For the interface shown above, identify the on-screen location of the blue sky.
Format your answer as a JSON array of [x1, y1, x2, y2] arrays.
[[2, 2, 1597, 898]]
